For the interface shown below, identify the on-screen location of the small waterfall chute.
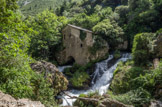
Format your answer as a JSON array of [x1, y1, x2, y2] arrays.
[[60, 53, 131, 106]]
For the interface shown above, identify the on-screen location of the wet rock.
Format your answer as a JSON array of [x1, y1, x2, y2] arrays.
[[30, 61, 69, 95], [153, 58, 160, 69], [74, 95, 132, 107], [101, 98, 132, 107], [149, 100, 162, 107], [0, 91, 44, 107]]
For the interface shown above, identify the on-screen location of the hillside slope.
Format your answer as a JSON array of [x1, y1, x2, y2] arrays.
[[18, 0, 65, 16]]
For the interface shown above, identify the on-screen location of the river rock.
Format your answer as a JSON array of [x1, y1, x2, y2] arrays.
[[153, 58, 160, 69], [74, 95, 132, 107], [30, 61, 68, 95], [149, 100, 162, 107], [101, 98, 132, 107], [0, 91, 44, 107]]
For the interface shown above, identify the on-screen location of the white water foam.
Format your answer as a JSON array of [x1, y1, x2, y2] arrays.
[[60, 53, 131, 106]]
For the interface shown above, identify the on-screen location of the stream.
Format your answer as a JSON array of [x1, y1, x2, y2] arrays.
[[58, 53, 131, 106]]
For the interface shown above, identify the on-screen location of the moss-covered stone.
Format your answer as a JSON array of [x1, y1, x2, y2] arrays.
[[30, 61, 69, 95]]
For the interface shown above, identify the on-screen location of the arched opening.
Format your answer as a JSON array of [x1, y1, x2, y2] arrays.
[[66, 56, 75, 65], [80, 44, 83, 47]]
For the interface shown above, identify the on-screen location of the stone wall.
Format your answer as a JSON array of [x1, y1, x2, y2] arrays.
[[56, 25, 109, 65]]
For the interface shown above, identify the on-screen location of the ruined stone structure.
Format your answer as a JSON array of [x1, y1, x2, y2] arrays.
[[56, 24, 109, 65]]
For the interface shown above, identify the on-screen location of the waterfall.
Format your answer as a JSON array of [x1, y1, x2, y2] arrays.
[[59, 53, 131, 106], [58, 65, 72, 72]]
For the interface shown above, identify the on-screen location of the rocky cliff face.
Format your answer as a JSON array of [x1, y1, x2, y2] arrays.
[[0, 91, 44, 107], [30, 61, 68, 95]]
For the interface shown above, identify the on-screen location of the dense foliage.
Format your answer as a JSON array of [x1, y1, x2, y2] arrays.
[[0, 1, 61, 106], [27, 10, 67, 61], [1, 0, 162, 106], [93, 19, 124, 48], [132, 33, 157, 66], [110, 59, 162, 106], [18, 0, 65, 16]]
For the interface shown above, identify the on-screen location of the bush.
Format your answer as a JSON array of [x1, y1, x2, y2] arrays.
[[28, 10, 67, 61], [70, 71, 90, 88], [88, 36, 107, 55], [110, 60, 162, 106], [109, 88, 151, 106], [31, 73, 57, 106], [114, 50, 121, 59], [132, 33, 156, 66], [0, 10, 58, 106], [110, 65, 144, 94]]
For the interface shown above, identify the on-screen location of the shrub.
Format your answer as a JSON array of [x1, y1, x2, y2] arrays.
[[132, 33, 156, 66], [109, 88, 151, 106], [80, 30, 87, 41], [110, 60, 162, 106], [31, 73, 57, 106], [88, 36, 107, 55], [114, 50, 121, 59], [110, 65, 144, 94], [70, 71, 90, 88]]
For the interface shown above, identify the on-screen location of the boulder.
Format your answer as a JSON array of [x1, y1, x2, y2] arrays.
[[153, 58, 160, 69], [149, 100, 162, 107], [73, 94, 132, 107], [30, 61, 68, 95], [0, 91, 44, 107]]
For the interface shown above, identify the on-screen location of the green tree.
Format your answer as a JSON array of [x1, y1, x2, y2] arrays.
[[128, 0, 151, 12], [70, 13, 100, 30], [28, 10, 67, 60], [132, 33, 156, 66], [0, 9, 34, 98], [0, 3, 57, 106], [115, 5, 129, 25], [93, 19, 124, 48]]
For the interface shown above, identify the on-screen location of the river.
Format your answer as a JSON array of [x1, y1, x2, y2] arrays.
[[58, 53, 131, 106]]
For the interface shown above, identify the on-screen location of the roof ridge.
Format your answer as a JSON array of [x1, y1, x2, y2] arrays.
[[68, 24, 92, 33]]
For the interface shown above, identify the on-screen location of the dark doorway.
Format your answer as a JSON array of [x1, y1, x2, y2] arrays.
[[80, 44, 83, 47], [67, 56, 75, 65]]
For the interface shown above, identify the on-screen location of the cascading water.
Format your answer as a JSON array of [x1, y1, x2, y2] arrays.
[[59, 53, 132, 106], [58, 65, 72, 72]]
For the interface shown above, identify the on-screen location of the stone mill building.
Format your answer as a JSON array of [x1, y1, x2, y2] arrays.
[[56, 24, 109, 65]]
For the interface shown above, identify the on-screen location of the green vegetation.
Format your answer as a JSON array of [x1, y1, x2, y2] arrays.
[[70, 71, 90, 88], [27, 10, 67, 61], [80, 30, 87, 41], [18, 0, 65, 16], [74, 91, 101, 107], [1, 0, 162, 106], [109, 59, 162, 106], [93, 19, 124, 48], [64, 63, 93, 88], [114, 50, 121, 59], [0, 0, 64, 106], [108, 88, 151, 106], [88, 36, 107, 55], [132, 33, 156, 66]]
